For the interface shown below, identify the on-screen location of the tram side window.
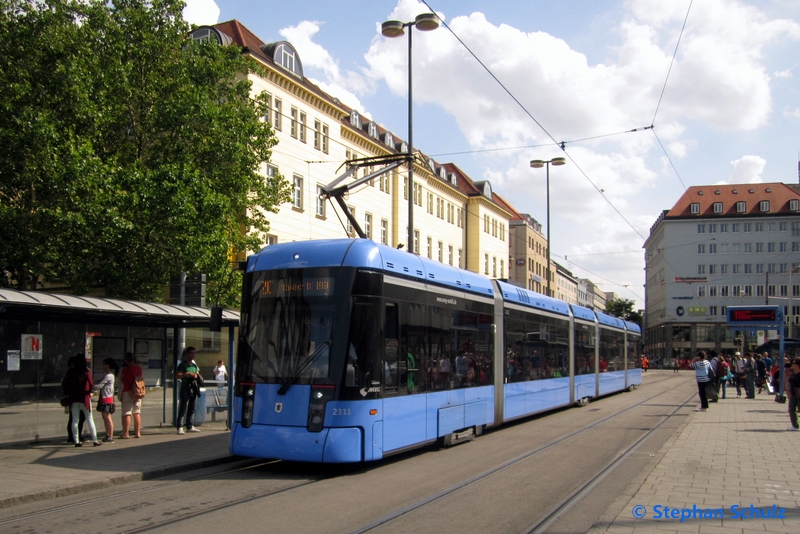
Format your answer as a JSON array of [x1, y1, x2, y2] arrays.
[[599, 330, 625, 372], [505, 310, 570, 381], [449, 310, 493, 388], [402, 303, 429, 395]]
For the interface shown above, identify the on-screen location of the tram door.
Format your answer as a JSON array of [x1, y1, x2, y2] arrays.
[[383, 301, 428, 452]]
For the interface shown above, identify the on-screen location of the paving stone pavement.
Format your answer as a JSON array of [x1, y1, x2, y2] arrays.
[[589, 389, 800, 534]]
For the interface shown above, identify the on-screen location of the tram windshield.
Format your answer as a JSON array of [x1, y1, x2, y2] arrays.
[[237, 268, 351, 387]]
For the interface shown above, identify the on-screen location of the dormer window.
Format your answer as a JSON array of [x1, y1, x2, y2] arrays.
[[759, 200, 770, 212], [765, 187, 772, 192], [690, 203, 700, 214], [749, 188, 755, 193], [383, 132, 393, 147], [790, 199, 799, 211], [350, 111, 360, 129], [428, 159, 436, 171], [713, 202, 723, 213], [714, 190, 721, 195], [697, 191, 704, 195], [448, 173, 457, 186], [397, 141, 408, 154], [367, 122, 378, 138], [732, 189, 738, 194], [439, 167, 446, 180], [736, 201, 746, 213]]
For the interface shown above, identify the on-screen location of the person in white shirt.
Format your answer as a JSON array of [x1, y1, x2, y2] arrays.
[[213, 360, 227, 384], [690, 350, 713, 412]]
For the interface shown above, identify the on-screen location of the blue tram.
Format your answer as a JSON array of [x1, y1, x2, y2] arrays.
[[230, 239, 642, 463]]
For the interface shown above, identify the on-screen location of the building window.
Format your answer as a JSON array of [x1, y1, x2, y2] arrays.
[[708, 224, 717, 233], [720, 264, 728, 275], [484, 215, 490, 233], [698, 244, 705, 254], [492, 257, 497, 277], [292, 175, 303, 209], [756, 243, 764, 253], [713, 202, 723, 213], [790, 199, 799, 211], [720, 286, 729, 297], [709, 265, 717, 275], [264, 93, 272, 124], [380, 219, 388, 245], [427, 193, 434, 214], [736, 201, 746, 213], [755, 222, 764, 232], [414, 183, 422, 206], [768, 243, 776, 253], [274, 99, 282, 131], [414, 230, 419, 254], [744, 243, 752, 253], [720, 223, 728, 232], [315, 185, 325, 217], [484, 254, 489, 275], [709, 286, 717, 297], [756, 264, 764, 274], [697, 224, 705, 233], [290, 107, 298, 138], [313, 120, 321, 149], [759, 200, 770, 212], [364, 213, 372, 239], [743, 223, 752, 232], [698, 265, 706, 275], [438, 241, 443, 263], [500, 259, 504, 278], [368, 122, 378, 138], [265, 234, 277, 246], [350, 110, 360, 129], [299, 112, 306, 143], [347, 206, 356, 235], [732, 223, 740, 232], [742, 264, 750, 274], [427, 237, 432, 259], [690, 203, 700, 214], [448, 245, 453, 266], [458, 248, 463, 269], [698, 286, 706, 297]]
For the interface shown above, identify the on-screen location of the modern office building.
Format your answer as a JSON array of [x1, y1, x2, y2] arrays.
[[643, 182, 800, 362]]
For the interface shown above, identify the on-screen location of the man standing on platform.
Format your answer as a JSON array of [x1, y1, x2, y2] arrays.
[[176, 346, 202, 435]]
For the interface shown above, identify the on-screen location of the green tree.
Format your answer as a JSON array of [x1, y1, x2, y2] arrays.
[[0, 0, 289, 307], [605, 298, 643, 326]]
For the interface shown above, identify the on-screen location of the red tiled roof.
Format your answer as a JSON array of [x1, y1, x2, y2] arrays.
[[666, 183, 800, 218]]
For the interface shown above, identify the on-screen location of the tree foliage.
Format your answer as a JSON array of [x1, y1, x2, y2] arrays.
[[0, 0, 289, 307], [605, 298, 643, 326]]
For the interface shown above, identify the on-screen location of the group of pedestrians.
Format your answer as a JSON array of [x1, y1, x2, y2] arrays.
[[690, 349, 800, 430], [61, 351, 144, 446], [61, 346, 222, 446]]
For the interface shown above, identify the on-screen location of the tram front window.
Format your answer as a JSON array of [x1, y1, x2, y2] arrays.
[[237, 269, 348, 387]]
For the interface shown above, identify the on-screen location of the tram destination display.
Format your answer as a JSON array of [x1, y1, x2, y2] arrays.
[[260, 277, 334, 298]]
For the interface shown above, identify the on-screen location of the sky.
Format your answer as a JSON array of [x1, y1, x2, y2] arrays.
[[182, 0, 800, 309]]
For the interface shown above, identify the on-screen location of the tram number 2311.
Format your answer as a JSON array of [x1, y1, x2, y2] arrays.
[[332, 408, 352, 416]]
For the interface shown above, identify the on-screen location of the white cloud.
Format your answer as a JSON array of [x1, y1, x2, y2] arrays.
[[774, 69, 793, 78], [182, 0, 220, 27], [728, 155, 766, 183]]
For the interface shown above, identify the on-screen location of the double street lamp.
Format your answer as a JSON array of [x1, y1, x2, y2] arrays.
[[381, 13, 440, 253], [529, 157, 567, 297]]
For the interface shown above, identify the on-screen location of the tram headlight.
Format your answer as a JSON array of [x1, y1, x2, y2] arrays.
[[240, 382, 255, 428], [307, 385, 335, 432]]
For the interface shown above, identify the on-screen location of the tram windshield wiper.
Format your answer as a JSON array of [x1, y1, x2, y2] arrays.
[[278, 339, 332, 395]]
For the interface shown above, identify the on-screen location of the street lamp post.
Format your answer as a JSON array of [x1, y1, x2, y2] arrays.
[[530, 157, 567, 297], [381, 13, 440, 253]]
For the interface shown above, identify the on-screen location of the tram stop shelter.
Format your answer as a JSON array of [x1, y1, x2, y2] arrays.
[[0, 289, 238, 443]]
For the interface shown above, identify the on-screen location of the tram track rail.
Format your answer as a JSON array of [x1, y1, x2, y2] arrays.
[[348, 374, 695, 534], [0, 373, 693, 533]]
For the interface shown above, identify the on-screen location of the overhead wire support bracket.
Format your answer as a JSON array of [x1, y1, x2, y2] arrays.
[[320, 154, 408, 239]]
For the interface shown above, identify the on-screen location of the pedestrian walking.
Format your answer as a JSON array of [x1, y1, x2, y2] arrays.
[[732, 352, 745, 397], [690, 350, 713, 412], [62, 355, 85, 443], [119, 352, 143, 438], [743, 352, 756, 398], [718, 356, 731, 400], [787, 358, 800, 431]]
